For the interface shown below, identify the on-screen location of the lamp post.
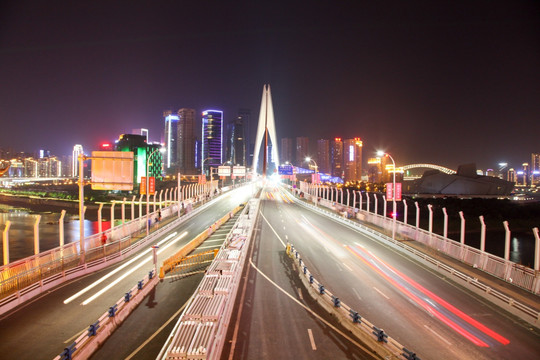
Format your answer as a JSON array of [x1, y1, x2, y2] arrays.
[[146, 147, 165, 236], [377, 151, 397, 240]]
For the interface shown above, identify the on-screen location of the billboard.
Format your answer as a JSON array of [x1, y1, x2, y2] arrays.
[[91, 151, 133, 190]]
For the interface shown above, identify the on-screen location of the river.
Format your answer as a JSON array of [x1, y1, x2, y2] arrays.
[[0, 204, 112, 262]]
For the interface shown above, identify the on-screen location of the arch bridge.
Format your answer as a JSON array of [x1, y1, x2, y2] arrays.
[[402, 164, 456, 180]]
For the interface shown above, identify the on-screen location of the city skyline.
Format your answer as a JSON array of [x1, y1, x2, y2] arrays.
[[1, 2, 539, 169]]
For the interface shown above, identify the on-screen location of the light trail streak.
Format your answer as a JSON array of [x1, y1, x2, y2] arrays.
[[63, 232, 178, 304], [81, 231, 188, 305], [346, 245, 509, 347]]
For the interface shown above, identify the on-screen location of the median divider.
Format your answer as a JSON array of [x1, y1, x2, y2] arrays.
[[159, 206, 243, 278], [286, 243, 421, 360], [156, 198, 260, 360], [53, 269, 159, 360]]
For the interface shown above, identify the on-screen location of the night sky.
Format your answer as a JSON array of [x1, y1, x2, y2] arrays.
[[1, 1, 538, 170]]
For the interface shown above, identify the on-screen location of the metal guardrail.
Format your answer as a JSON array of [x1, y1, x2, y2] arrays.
[[157, 198, 260, 360], [0, 190, 235, 315], [159, 206, 243, 278], [168, 250, 219, 277], [289, 188, 540, 325], [53, 269, 159, 360], [287, 243, 420, 360]]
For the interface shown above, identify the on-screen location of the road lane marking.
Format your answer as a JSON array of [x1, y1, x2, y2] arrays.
[[63, 231, 182, 304], [249, 258, 373, 354], [81, 232, 188, 305], [307, 329, 317, 350], [373, 287, 390, 300], [125, 296, 192, 360], [352, 287, 362, 300], [259, 211, 286, 247], [424, 324, 452, 346], [336, 263, 343, 272], [298, 287, 303, 300], [203, 239, 223, 243], [343, 263, 353, 272], [285, 235, 288, 240]]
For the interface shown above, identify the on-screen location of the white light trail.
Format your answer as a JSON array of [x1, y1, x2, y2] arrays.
[[63, 231, 179, 305], [81, 231, 188, 305]]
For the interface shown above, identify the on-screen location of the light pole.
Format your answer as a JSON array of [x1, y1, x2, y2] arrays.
[[146, 147, 165, 236], [377, 151, 397, 240], [305, 157, 318, 173]]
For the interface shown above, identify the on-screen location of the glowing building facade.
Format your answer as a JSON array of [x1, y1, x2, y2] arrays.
[[201, 110, 223, 175]]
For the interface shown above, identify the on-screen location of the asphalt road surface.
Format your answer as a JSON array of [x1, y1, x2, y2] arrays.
[[224, 185, 539, 360], [0, 186, 254, 360]]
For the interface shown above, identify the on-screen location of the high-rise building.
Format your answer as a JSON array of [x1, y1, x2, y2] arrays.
[[331, 138, 343, 178], [531, 153, 540, 185], [280, 138, 293, 165], [367, 157, 382, 183], [201, 110, 223, 174], [343, 138, 363, 182], [296, 137, 309, 167], [237, 109, 251, 166], [164, 111, 179, 171], [522, 163, 529, 186], [507, 168, 516, 183], [72, 144, 83, 177], [177, 108, 196, 174], [116, 134, 162, 187], [227, 115, 246, 166], [316, 139, 330, 174]]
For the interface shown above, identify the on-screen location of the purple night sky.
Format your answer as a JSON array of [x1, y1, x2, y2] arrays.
[[0, 1, 539, 170]]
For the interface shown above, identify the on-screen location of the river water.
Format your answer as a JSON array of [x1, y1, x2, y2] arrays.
[[0, 204, 112, 262]]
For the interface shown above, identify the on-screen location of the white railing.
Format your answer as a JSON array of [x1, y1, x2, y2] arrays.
[[0, 189, 239, 315], [288, 188, 540, 326]]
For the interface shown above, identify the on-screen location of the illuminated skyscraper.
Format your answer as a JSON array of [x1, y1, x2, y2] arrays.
[[72, 144, 83, 177], [317, 139, 330, 174], [531, 153, 540, 185], [116, 134, 162, 186], [178, 108, 196, 174], [331, 138, 343, 178], [164, 110, 179, 170], [201, 110, 223, 174], [227, 115, 246, 166], [343, 138, 363, 182], [296, 137, 309, 166], [280, 138, 293, 164]]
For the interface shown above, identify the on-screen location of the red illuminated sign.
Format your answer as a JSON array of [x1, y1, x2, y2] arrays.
[[148, 176, 155, 195], [386, 183, 402, 201]]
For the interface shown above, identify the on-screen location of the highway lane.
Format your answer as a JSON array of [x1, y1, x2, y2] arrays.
[[0, 186, 253, 360], [89, 212, 244, 360], [259, 186, 540, 360], [222, 190, 378, 360]]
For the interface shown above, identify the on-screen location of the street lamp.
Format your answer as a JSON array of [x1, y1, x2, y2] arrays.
[[377, 150, 397, 240], [305, 157, 318, 173], [146, 147, 165, 236]]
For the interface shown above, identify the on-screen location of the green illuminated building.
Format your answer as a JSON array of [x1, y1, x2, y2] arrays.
[[115, 134, 163, 190]]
